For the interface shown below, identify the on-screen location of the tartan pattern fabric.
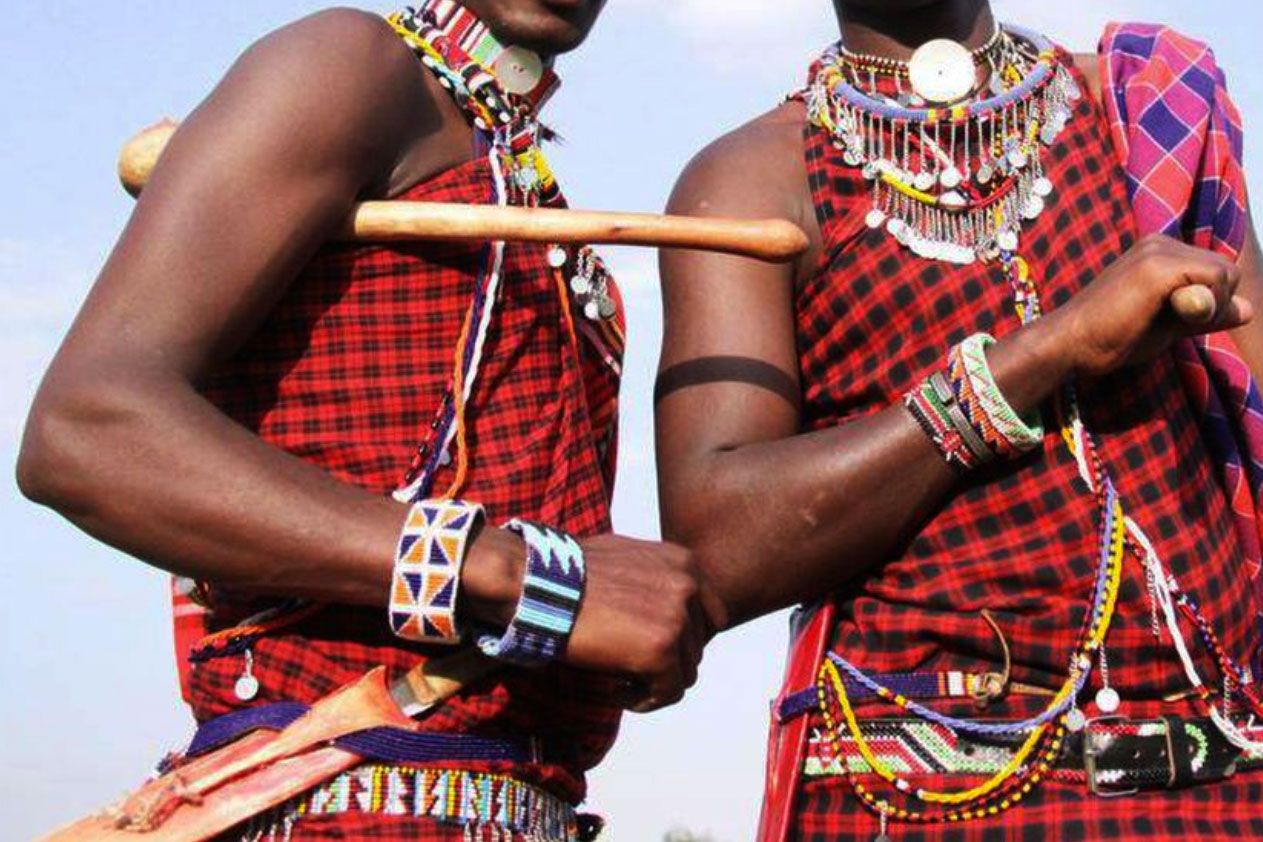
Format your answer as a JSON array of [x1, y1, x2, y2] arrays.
[[1101, 22, 1263, 677], [791, 776, 1263, 841], [1099, 23, 1247, 253], [182, 149, 626, 824], [789, 47, 1262, 836]]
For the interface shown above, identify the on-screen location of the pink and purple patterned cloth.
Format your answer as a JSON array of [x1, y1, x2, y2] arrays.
[[1101, 22, 1263, 672]]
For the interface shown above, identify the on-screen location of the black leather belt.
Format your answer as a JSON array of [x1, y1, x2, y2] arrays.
[[1071, 715, 1259, 795]]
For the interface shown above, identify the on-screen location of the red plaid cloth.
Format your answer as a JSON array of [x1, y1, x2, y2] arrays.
[[182, 151, 625, 837], [788, 50, 1262, 836], [793, 777, 1263, 841]]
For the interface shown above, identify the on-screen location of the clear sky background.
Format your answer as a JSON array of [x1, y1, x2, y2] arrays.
[[2, 2, 1261, 840]]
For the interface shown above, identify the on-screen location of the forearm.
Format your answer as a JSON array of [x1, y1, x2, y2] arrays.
[[665, 317, 1072, 629], [18, 369, 522, 624]]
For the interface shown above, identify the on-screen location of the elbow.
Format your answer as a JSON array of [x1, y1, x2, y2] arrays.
[[17, 396, 86, 511], [16, 373, 144, 514]]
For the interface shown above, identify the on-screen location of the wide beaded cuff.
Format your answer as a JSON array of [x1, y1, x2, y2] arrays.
[[389, 499, 485, 645], [905, 333, 1044, 470], [477, 519, 586, 666]]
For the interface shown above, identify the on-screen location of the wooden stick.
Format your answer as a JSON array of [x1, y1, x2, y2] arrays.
[[117, 122, 1222, 320], [118, 121, 809, 263]]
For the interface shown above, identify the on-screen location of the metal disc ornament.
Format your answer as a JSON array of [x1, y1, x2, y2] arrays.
[[908, 39, 976, 104], [235, 673, 260, 702], [1095, 686, 1121, 714]]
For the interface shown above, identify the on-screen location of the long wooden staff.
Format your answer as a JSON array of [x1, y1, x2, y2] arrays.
[[119, 121, 808, 263], [120, 122, 1220, 320]]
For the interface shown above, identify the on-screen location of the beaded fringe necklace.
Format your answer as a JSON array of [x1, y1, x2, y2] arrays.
[[808, 22, 1263, 836], [804, 24, 1081, 265]]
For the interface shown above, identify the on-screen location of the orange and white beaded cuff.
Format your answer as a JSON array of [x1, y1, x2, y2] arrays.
[[389, 499, 485, 645]]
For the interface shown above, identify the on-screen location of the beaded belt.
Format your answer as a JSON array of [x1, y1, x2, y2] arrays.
[[805, 715, 1263, 795], [777, 670, 1052, 722], [239, 765, 581, 841], [184, 702, 541, 765]]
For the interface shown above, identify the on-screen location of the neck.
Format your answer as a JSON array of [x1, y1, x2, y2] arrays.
[[834, 0, 995, 59]]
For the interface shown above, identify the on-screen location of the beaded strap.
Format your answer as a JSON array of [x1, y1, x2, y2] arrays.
[[389, 499, 485, 644], [477, 520, 585, 666], [904, 376, 984, 470]]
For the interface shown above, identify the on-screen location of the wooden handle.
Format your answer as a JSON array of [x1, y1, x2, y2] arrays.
[[118, 122, 809, 263], [1169, 285, 1218, 325]]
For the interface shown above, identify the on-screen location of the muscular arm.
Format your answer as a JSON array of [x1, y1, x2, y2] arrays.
[[655, 107, 1071, 631], [17, 10, 713, 708], [16, 10, 521, 619], [656, 105, 1249, 632]]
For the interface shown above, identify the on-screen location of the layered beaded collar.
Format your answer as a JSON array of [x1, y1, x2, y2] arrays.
[[803, 24, 1082, 265]]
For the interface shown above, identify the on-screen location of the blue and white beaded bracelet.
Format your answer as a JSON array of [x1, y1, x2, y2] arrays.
[[477, 519, 586, 666], [389, 499, 485, 645]]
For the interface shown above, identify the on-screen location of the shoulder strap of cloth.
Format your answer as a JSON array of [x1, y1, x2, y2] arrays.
[[1100, 21, 1263, 679]]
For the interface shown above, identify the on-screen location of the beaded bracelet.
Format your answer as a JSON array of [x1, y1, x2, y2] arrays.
[[477, 519, 586, 666], [904, 373, 989, 470], [950, 333, 1044, 454], [906, 334, 1044, 469], [389, 499, 485, 645]]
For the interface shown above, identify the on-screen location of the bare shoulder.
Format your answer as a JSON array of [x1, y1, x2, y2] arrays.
[[231, 8, 427, 112], [668, 100, 810, 222], [182, 7, 446, 194]]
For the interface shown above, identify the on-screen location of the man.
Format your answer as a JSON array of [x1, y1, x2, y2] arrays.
[[657, 0, 1263, 838], [18, 2, 709, 839]]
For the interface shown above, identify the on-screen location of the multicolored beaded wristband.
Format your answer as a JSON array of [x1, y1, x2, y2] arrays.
[[952, 333, 1044, 453], [906, 333, 1044, 469], [905, 374, 988, 470], [389, 499, 485, 645], [477, 519, 586, 666]]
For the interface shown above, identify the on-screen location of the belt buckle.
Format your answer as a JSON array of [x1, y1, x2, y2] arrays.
[[1083, 715, 1140, 798]]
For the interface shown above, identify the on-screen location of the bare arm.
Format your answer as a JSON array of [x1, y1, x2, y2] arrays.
[[17, 10, 711, 711], [656, 106, 1251, 631], [15, 10, 521, 617]]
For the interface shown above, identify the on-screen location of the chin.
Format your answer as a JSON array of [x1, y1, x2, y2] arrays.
[[466, 0, 607, 55], [840, 0, 949, 10]]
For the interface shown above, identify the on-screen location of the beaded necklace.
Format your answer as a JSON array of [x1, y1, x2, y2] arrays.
[[386, 2, 618, 505], [804, 24, 1080, 265], [811, 25, 1263, 832]]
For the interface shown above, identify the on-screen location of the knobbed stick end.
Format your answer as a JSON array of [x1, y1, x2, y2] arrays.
[[118, 119, 179, 197], [1170, 285, 1217, 326], [762, 219, 811, 262]]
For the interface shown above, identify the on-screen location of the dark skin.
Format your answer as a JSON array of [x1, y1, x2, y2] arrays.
[[656, 0, 1263, 632], [17, 2, 710, 713]]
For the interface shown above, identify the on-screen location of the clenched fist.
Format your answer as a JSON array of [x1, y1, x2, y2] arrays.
[[564, 534, 713, 713], [1052, 234, 1252, 377], [460, 527, 714, 713]]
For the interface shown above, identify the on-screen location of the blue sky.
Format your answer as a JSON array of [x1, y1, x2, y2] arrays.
[[2, 2, 1262, 840]]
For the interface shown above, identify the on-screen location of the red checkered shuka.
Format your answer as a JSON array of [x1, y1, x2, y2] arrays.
[[789, 52, 1263, 838], [188, 150, 626, 824]]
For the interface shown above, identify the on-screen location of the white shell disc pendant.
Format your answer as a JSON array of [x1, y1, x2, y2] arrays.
[[908, 39, 976, 104]]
